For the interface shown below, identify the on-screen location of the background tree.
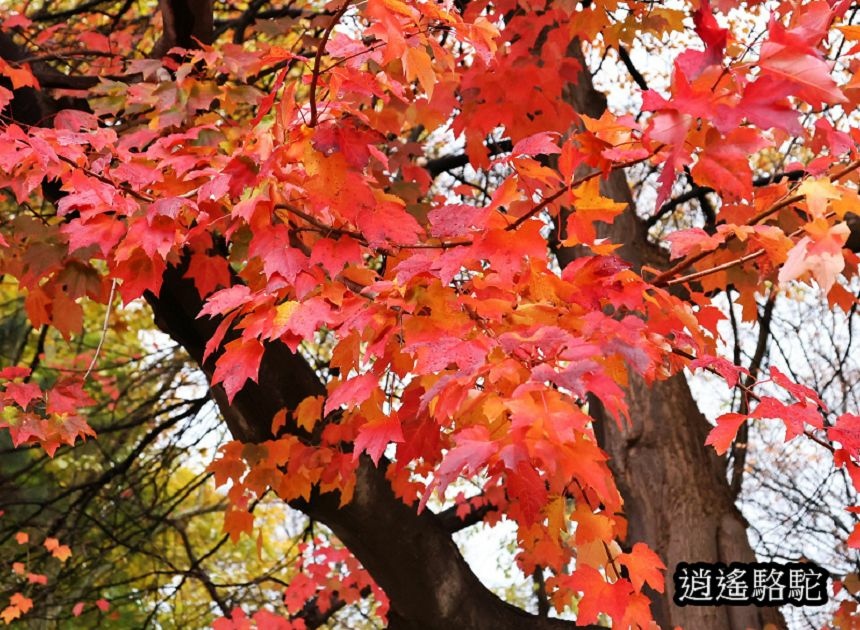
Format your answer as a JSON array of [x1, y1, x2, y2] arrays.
[[0, 0, 859, 629]]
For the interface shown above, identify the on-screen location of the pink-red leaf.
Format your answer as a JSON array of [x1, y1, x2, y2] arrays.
[[705, 413, 746, 455], [212, 339, 265, 403]]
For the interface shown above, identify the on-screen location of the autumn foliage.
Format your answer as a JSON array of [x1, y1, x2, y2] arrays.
[[1, 0, 860, 626]]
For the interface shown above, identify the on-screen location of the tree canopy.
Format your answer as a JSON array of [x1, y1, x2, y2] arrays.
[[0, 0, 860, 628]]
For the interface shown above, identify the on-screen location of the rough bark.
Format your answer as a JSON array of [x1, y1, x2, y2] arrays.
[[2, 3, 792, 628], [152, 0, 215, 57], [146, 263, 591, 630], [142, 46, 787, 627], [555, 45, 786, 630], [0, 13, 588, 630]]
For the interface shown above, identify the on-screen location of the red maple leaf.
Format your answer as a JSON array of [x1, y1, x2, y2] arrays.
[[568, 566, 633, 625], [212, 339, 265, 403], [705, 413, 747, 455]]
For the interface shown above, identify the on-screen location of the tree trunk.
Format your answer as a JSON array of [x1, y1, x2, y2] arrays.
[[555, 44, 786, 630], [143, 40, 788, 627], [2, 4, 790, 627], [591, 372, 783, 630], [146, 263, 593, 630]]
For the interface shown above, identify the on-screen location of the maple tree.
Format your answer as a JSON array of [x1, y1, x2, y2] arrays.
[[3, 0, 860, 627]]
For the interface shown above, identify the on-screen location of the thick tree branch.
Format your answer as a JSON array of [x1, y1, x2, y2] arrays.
[[0, 16, 590, 629], [437, 502, 497, 533], [30, 0, 112, 22], [146, 261, 590, 630], [424, 139, 513, 178], [293, 585, 373, 628], [617, 45, 648, 91], [152, 0, 215, 57]]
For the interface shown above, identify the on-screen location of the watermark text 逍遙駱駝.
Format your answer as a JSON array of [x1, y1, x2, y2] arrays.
[[673, 562, 828, 607]]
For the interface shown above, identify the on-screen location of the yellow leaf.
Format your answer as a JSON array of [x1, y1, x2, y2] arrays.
[[838, 25, 860, 40], [295, 395, 324, 432], [545, 496, 567, 542], [798, 177, 841, 218], [562, 178, 627, 246], [382, 0, 414, 16], [831, 187, 860, 219], [404, 47, 436, 98], [273, 300, 298, 328]]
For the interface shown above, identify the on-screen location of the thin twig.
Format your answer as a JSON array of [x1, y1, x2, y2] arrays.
[[505, 150, 657, 232], [651, 158, 860, 288], [308, 1, 351, 127], [84, 279, 117, 381]]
